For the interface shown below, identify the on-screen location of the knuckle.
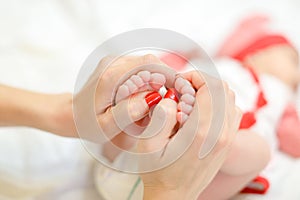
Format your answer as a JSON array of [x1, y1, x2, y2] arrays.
[[102, 68, 115, 81], [99, 56, 114, 67]]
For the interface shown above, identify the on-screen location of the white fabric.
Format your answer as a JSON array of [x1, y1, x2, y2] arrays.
[[215, 58, 294, 153], [0, 1, 100, 199], [216, 58, 300, 200]]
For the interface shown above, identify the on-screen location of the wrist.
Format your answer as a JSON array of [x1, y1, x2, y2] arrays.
[[25, 92, 76, 137], [0, 85, 77, 137], [23, 93, 61, 132], [43, 93, 77, 137]]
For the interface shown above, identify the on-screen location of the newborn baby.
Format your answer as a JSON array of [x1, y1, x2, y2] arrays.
[[215, 15, 300, 195]]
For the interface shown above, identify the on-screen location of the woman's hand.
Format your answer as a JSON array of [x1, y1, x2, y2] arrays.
[[140, 71, 242, 200], [0, 55, 172, 140], [0, 54, 242, 200], [73, 54, 176, 160], [0, 85, 77, 137]]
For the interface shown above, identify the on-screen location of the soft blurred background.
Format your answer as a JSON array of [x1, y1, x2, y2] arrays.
[[0, 0, 300, 199]]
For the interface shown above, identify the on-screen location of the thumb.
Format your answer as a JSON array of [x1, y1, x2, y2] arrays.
[[98, 91, 162, 140], [137, 98, 178, 153]]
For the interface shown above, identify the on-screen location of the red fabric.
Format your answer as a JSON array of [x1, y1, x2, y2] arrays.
[[277, 103, 300, 157], [232, 35, 292, 62], [256, 92, 268, 109], [239, 68, 267, 130], [217, 15, 271, 58], [239, 68, 270, 195], [239, 112, 257, 129], [217, 15, 294, 62], [241, 176, 270, 194], [247, 66, 260, 83]]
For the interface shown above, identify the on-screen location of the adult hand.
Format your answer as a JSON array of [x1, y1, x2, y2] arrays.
[[0, 55, 173, 140], [140, 71, 242, 200], [73, 55, 176, 160]]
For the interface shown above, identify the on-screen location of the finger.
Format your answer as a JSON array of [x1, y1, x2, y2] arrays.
[[223, 85, 238, 138], [197, 80, 232, 158], [165, 84, 211, 159], [233, 106, 243, 133], [167, 77, 228, 159], [210, 86, 240, 156], [102, 132, 136, 162], [137, 98, 177, 153], [97, 91, 161, 140], [179, 70, 206, 90], [162, 111, 203, 167], [101, 116, 152, 162], [102, 55, 163, 78]]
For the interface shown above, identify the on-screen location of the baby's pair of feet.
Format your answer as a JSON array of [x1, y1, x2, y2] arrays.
[[115, 71, 196, 125]]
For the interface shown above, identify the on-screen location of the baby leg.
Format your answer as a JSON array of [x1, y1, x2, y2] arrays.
[[198, 130, 271, 200]]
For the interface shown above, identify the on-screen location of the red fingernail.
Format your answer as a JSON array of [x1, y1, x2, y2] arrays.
[[164, 88, 179, 103], [145, 91, 162, 108]]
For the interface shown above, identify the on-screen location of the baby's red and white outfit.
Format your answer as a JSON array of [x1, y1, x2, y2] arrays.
[[211, 15, 300, 195], [162, 15, 300, 195]]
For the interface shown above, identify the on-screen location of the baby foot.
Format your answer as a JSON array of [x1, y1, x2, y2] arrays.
[[174, 77, 196, 124], [115, 71, 166, 103]]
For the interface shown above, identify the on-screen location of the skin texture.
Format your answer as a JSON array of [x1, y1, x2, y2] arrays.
[[0, 55, 243, 200], [0, 85, 76, 137], [99, 57, 267, 200], [244, 45, 300, 90], [141, 70, 242, 200]]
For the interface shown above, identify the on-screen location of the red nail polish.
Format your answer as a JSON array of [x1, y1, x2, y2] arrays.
[[164, 88, 179, 103], [145, 91, 162, 108]]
